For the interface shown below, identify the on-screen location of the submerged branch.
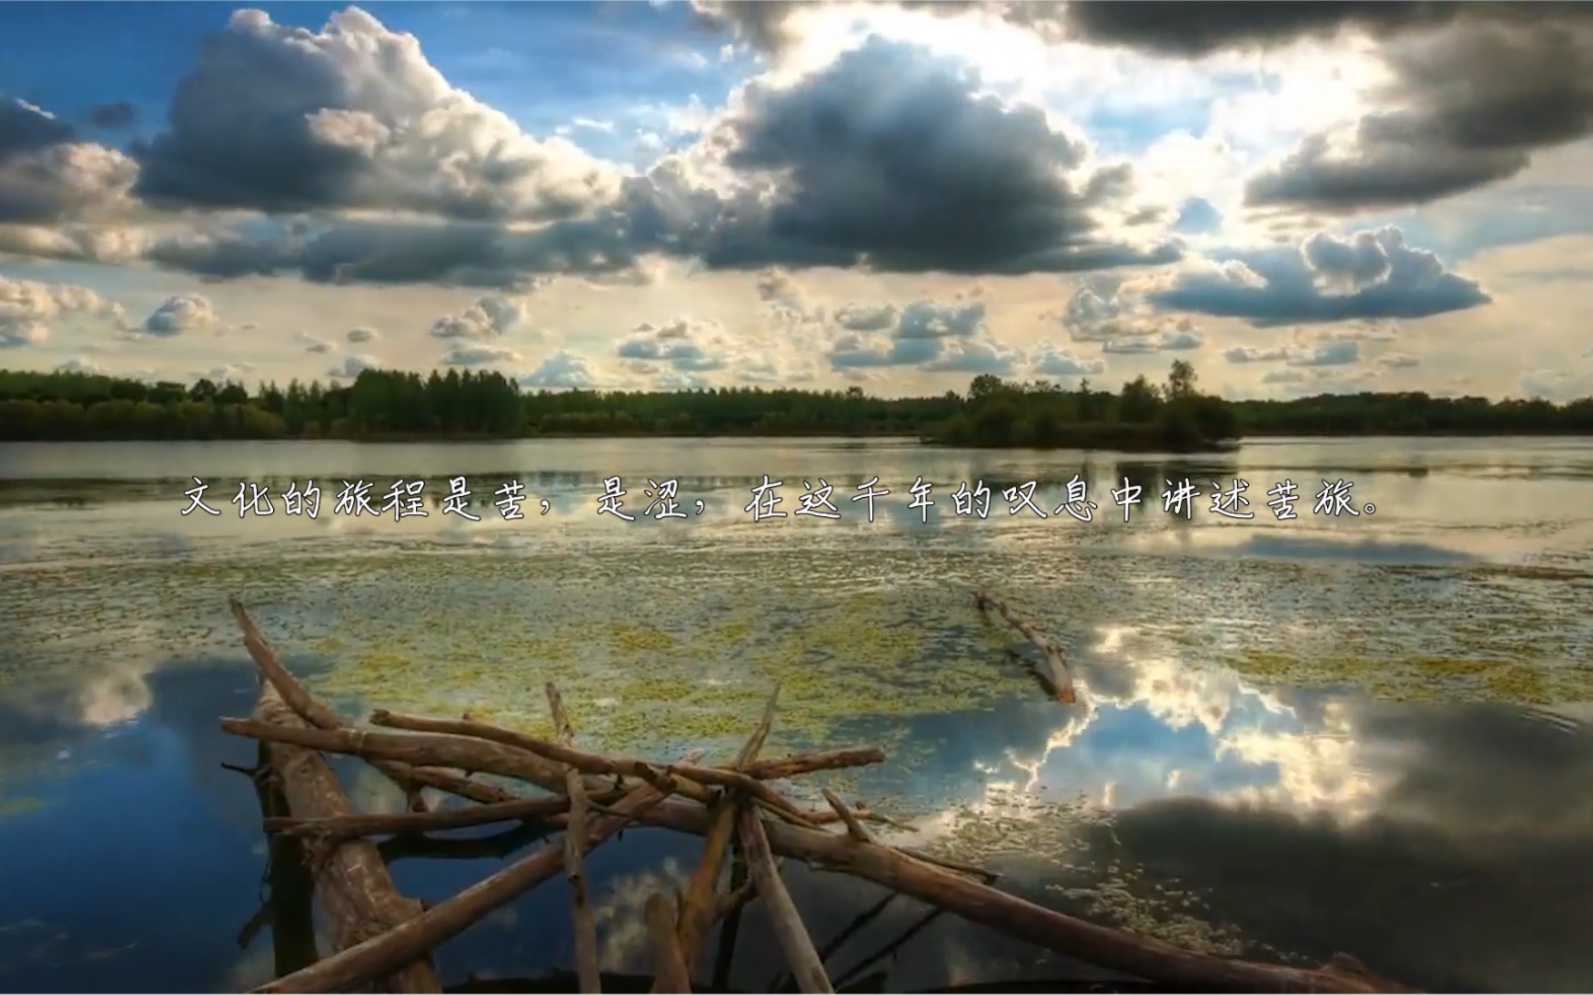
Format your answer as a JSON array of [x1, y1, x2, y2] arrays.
[[737, 807, 833, 994], [547, 682, 601, 995], [670, 682, 781, 985], [974, 589, 1077, 704], [645, 893, 693, 995], [251, 780, 675, 995], [263, 795, 602, 842]]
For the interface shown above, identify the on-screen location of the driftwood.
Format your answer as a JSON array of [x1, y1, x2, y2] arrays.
[[739, 747, 887, 781], [370, 710, 713, 804], [232, 723, 1404, 994], [802, 805, 920, 833], [710, 848, 751, 992], [547, 683, 601, 995], [768, 891, 899, 994], [250, 679, 441, 993], [821, 789, 872, 843], [220, 718, 580, 795], [667, 682, 781, 991], [974, 589, 1077, 703], [221, 598, 1412, 995], [645, 894, 693, 994], [235, 743, 319, 978], [737, 806, 833, 993], [379, 822, 553, 866], [252, 780, 674, 994], [231, 599, 508, 808], [369, 710, 849, 827], [371, 712, 880, 784], [824, 789, 997, 883], [262, 794, 597, 841]]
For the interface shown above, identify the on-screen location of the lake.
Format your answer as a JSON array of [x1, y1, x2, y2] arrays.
[[0, 436, 1590, 993]]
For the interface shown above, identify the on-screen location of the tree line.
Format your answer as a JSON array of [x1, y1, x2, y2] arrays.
[[0, 361, 1588, 446]]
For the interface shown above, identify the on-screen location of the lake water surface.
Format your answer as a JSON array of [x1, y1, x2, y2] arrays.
[[1, 437, 1590, 992]]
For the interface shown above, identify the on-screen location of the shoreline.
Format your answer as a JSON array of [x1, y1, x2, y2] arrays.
[[6, 428, 1592, 446]]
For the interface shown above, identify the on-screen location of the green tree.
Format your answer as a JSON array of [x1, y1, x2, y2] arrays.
[[1167, 359, 1197, 401]]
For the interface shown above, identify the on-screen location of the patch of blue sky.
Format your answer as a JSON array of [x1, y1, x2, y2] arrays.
[[415, 5, 744, 162], [1047, 697, 1295, 804], [1083, 101, 1213, 158], [1352, 187, 1593, 266], [1073, 70, 1262, 158], [0, 2, 221, 140]]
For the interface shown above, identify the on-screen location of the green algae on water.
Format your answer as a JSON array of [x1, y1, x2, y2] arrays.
[[1226, 650, 1589, 705], [0, 792, 46, 821]]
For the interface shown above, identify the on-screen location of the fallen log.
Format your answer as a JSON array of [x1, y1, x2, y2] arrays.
[[821, 789, 872, 843], [230, 598, 517, 808], [250, 679, 441, 993], [669, 683, 781, 985], [974, 589, 1077, 704], [263, 795, 570, 840], [741, 747, 886, 781], [370, 710, 714, 806], [219, 718, 593, 797], [645, 893, 693, 994], [548, 799, 1407, 995], [236, 743, 318, 979], [668, 792, 738, 986], [822, 791, 995, 882], [801, 806, 919, 834], [737, 807, 833, 994], [369, 711, 879, 785], [894, 846, 1000, 883], [768, 891, 897, 995], [664, 762, 820, 829], [251, 779, 675, 995], [547, 683, 601, 995], [379, 823, 552, 866], [709, 850, 749, 993], [368, 712, 838, 828]]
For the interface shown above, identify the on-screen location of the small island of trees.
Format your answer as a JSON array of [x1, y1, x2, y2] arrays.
[[0, 359, 1589, 448]]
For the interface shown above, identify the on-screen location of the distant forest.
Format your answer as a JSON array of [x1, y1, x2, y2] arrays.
[[0, 360, 1590, 448]]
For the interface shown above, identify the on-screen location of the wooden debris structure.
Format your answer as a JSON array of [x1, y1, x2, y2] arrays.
[[975, 588, 1077, 704], [221, 597, 1413, 995]]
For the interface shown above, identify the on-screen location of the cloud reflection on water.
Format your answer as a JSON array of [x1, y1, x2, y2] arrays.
[[0, 625, 1590, 991]]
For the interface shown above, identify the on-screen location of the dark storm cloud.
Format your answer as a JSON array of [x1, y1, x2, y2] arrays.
[[130, 8, 618, 222], [145, 197, 662, 288], [130, 10, 375, 214], [0, 97, 137, 224], [1057, 1, 1472, 58], [690, 1, 1484, 59], [144, 37, 1181, 286], [707, 37, 1180, 274], [1247, 15, 1593, 211], [0, 97, 76, 155], [693, 1, 1593, 214]]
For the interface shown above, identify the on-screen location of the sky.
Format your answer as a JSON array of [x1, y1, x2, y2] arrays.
[[1, 0, 1591, 400]]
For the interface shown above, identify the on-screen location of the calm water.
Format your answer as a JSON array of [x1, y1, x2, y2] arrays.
[[0, 437, 1590, 993]]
